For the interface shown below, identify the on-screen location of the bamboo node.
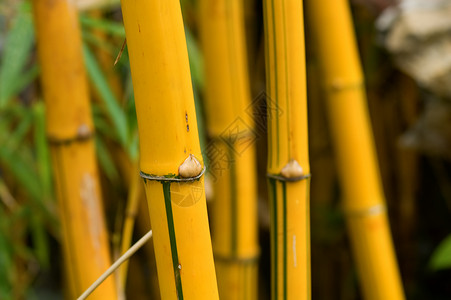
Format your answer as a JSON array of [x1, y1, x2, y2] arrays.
[[280, 159, 304, 178], [329, 79, 364, 92], [345, 204, 386, 218], [267, 173, 311, 182], [77, 124, 92, 138], [139, 167, 205, 182], [179, 154, 203, 178]]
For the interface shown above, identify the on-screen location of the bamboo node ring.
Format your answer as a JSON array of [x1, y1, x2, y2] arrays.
[[140, 166, 206, 183], [345, 204, 386, 218], [266, 173, 311, 182]]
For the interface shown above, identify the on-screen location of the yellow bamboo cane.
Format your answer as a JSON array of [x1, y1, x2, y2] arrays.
[[199, 0, 259, 299], [263, 0, 311, 299], [120, 0, 219, 299], [32, 0, 117, 299], [305, 1, 405, 299]]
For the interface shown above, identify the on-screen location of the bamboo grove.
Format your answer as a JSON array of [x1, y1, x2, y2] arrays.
[[0, 0, 417, 298]]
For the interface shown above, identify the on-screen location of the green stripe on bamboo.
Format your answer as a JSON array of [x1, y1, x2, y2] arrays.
[[162, 182, 184, 300]]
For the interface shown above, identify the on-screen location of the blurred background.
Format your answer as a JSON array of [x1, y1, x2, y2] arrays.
[[1, 0, 451, 299]]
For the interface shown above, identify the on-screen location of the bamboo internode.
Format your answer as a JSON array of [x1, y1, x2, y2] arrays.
[[200, 0, 259, 298], [306, 1, 405, 299], [32, 0, 117, 298], [263, 0, 311, 299], [120, 0, 219, 299]]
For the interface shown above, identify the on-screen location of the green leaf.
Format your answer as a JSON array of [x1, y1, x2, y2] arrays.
[[0, 145, 41, 201], [92, 104, 119, 141], [95, 136, 119, 182], [29, 214, 49, 268], [6, 108, 33, 151], [33, 102, 52, 199], [80, 15, 126, 38], [0, 8, 35, 107], [82, 31, 117, 56], [83, 45, 128, 147], [185, 27, 205, 91], [7, 64, 40, 99], [430, 234, 451, 270], [0, 207, 13, 299]]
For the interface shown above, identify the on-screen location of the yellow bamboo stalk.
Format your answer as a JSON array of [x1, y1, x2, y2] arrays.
[[120, 0, 219, 299], [118, 163, 141, 289], [305, 1, 405, 299], [32, 0, 117, 299], [263, 0, 310, 299], [199, 0, 259, 299]]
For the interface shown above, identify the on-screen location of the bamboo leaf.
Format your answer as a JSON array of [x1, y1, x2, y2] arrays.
[[83, 44, 128, 146], [29, 214, 49, 268], [6, 64, 40, 99], [0, 7, 34, 107], [0, 207, 13, 299], [82, 31, 117, 56], [430, 234, 451, 271], [33, 101, 52, 199], [80, 15, 125, 38], [185, 27, 204, 90], [6, 109, 33, 151], [92, 104, 119, 141], [0, 146, 41, 201], [95, 136, 119, 182]]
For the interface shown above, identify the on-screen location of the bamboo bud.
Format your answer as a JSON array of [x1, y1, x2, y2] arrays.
[[280, 159, 304, 178], [179, 155, 203, 178]]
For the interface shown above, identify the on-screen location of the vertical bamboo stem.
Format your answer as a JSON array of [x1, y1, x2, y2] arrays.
[[32, 0, 117, 299], [120, 0, 219, 299], [199, 0, 259, 299], [305, 1, 405, 299], [263, 0, 311, 299]]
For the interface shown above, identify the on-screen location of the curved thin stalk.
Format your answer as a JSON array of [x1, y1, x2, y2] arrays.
[[78, 230, 153, 300]]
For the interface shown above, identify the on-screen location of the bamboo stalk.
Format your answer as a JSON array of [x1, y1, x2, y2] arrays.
[[118, 163, 141, 289], [120, 0, 219, 299], [305, 1, 405, 299], [199, 0, 259, 299], [263, 0, 311, 299], [32, 0, 117, 298]]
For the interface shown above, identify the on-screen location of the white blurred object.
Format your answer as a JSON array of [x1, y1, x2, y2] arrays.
[[377, 0, 451, 97]]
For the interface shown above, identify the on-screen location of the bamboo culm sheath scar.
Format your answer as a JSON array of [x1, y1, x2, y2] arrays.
[[263, 0, 311, 299], [200, 0, 259, 299], [32, 0, 117, 298], [120, 0, 219, 299], [306, 0, 405, 299]]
